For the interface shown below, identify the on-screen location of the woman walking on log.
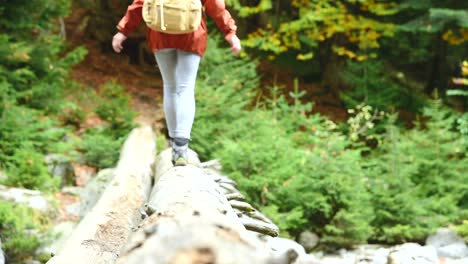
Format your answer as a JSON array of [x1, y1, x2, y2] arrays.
[[112, 0, 241, 166]]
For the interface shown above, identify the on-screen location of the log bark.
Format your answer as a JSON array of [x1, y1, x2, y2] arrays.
[[47, 126, 156, 264], [116, 150, 293, 264]]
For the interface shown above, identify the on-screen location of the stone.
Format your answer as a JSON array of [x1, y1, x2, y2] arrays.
[[319, 254, 354, 264], [45, 154, 75, 187], [387, 243, 438, 264], [37, 221, 76, 257], [268, 237, 322, 264], [24, 261, 41, 264], [443, 257, 468, 264], [437, 242, 468, 259], [426, 228, 468, 259], [426, 228, 465, 248], [78, 168, 115, 217], [353, 244, 390, 264], [299, 230, 320, 251], [0, 185, 52, 212], [0, 238, 5, 264]]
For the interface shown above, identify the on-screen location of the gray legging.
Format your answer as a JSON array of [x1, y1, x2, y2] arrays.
[[154, 49, 201, 139]]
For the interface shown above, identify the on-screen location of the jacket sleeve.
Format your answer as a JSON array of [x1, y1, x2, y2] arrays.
[[117, 0, 144, 36], [202, 0, 237, 42]]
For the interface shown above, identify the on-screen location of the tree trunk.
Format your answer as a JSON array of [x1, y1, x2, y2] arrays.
[[319, 37, 347, 94], [47, 126, 156, 264], [116, 150, 294, 264]]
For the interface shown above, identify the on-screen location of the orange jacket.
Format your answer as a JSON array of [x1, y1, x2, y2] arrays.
[[117, 0, 237, 57]]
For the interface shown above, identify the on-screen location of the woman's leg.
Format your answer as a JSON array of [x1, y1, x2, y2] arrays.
[[154, 49, 200, 139], [154, 49, 178, 138], [173, 50, 201, 139], [154, 49, 201, 165]]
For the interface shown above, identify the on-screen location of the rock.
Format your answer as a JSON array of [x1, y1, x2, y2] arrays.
[[24, 261, 41, 264], [45, 154, 75, 187], [353, 244, 390, 264], [61, 186, 84, 197], [319, 254, 354, 264], [387, 243, 438, 264], [299, 231, 320, 252], [426, 228, 464, 248], [444, 257, 468, 264], [78, 168, 115, 217], [0, 238, 5, 264], [426, 228, 468, 259], [37, 221, 76, 258], [268, 237, 322, 264], [437, 243, 468, 259], [0, 185, 53, 212], [64, 202, 81, 218]]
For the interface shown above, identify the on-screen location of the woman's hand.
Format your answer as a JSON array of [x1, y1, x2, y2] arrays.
[[112, 32, 127, 53], [228, 35, 242, 56]]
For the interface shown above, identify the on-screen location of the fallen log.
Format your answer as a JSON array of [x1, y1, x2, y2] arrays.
[[116, 150, 294, 264], [47, 126, 156, 264]]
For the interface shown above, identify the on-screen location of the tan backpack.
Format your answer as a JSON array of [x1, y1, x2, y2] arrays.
[[142, 0, 203, 34]]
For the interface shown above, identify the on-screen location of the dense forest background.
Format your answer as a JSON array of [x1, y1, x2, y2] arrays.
[[0, 0, 467, 263]]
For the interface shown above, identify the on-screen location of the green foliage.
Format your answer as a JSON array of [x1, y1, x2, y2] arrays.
[[192, 36, 467, 248], [0, 106, 71, 191], [454, 220, 468, 241], [80, 82, 137, 169], [229, 0, 396, 60], [0, 0, 85, 191], [193, 37, 374, 246], [340, 59, 425, 112], [81, 131, 125, 169], [364, 102, 468, 243], [0, 201, 46, 262], [3, 148, 60, 191], [190, 37, 259, 160], [0, 0, 71, 34], [94, 82, 136, 137]]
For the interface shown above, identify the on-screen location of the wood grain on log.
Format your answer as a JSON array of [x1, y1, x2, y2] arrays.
[[117, 149, 290, 264], [47, 126, 156, 264]]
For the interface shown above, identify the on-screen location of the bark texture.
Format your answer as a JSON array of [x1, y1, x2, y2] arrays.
[[116, 150, 291, 264], [47, 126, 156, 264]]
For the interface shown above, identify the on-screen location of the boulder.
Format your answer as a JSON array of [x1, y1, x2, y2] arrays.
[[426, 228, 468, 259], [0, 238, 5, 264], [353, 244, 390, 264], [298, 231, 320, 252], [0, 185, 52, 212], [77, 168, 115, 218], [268, 237, 322, 264], [37, 221, 77, 257], [387, 243, 438, 264], [45, 154, 75, 187], [444, 257, 468, 264]]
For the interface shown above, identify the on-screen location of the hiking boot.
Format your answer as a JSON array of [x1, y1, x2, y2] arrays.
[[171, 137, 189, 166]]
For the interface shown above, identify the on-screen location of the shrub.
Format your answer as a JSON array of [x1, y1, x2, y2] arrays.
[[192, 37, 374, 246], [0, 106, 71, 191], [0, 0, 85, 190], [2, 148, 60, 191], [80, 82, 137, 169], [81, 131, 126, 169], [0, 201, 47, 262], [94, 82, 136, 137], [192, 36, 467, 248], [364, 101, 468, 243], [340, 59, 425, 112]]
